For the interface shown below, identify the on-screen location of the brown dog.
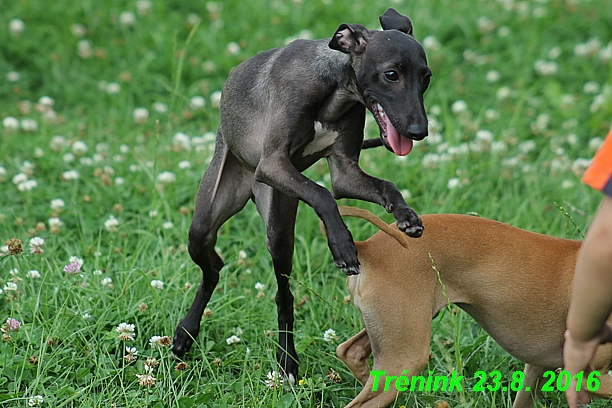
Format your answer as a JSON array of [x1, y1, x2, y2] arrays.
[[335, 206, 612, 408]]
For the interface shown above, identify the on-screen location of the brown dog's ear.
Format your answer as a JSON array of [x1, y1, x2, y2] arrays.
[[379, 8, 413, 36], [329, 23, 369, 54]]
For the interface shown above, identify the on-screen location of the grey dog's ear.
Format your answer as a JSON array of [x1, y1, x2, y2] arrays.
[[379, 8, 413, 35], [329, 23, 369, 54]]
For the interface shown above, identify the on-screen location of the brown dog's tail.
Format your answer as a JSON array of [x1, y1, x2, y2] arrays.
[[338, 206, 411, 250]]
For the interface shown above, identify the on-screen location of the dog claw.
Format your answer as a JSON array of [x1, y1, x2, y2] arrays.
[[341, 264, 360, 276]]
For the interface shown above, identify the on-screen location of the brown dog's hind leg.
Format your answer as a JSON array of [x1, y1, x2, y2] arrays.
[[512, 364, 546, 408], [337, 329, 372, 385]]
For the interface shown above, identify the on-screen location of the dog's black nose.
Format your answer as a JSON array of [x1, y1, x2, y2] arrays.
[[407, 124, 428, 140]]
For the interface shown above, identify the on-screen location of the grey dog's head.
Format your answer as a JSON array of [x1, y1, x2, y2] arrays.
[[329, 8, 431, 156]]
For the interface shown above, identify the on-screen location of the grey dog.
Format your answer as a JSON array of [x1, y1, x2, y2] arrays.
[[172, 8, 432, 381]]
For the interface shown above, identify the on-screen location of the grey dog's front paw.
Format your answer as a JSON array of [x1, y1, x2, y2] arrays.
[[337, 261, 360, 276], [329, 234, 360, 275], [396, 209, 424, 238]]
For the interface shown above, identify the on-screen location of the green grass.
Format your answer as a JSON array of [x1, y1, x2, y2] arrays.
[[1, 0, 611, 406]]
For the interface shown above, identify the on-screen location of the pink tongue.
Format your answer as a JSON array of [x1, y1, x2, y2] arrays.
[[385, 117, 413, 156]]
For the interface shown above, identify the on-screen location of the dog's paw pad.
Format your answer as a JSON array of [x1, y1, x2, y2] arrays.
[[405, 226, 423, 238], [397, 221, 424, 238]]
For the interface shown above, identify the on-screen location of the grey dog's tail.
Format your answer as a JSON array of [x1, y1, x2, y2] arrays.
[[338, 206, 411, 249]]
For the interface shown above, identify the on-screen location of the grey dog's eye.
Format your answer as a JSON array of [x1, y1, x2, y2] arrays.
[[384, 70, 399, 82]]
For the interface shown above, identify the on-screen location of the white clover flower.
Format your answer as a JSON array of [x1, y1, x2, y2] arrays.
[[72, 140, 88, 155], [475, 129, 494, 144], [2, 116, 19, 129], [33, 147, 44, 158], [79, 157, 93, 166], [101, 277, 113, 286], [156, 171, 176, 185], [485, 70, 500, 83], [600, 43, 612, 62], [26, 270, 41, 278], [548, 46, 562, 60], [422, 35, 441, 51], [28, 395, 43, 407], [149, 210, 158, 218], [50, 198, 65, 211], [115, 177, 125, 185], [116, 322, 136, 341], [106, 82, 121, 94], [20, 160, 34, 173], [226, 41, 241, 55], [210, 91, 222, 108], [265, 371, 284, 388], [119, 144, 129, 154], [589, 137, 603, 150], [137, 0, 152, 15], [323, 328, 338, 342], [152, 102, 168, 113], [61, 170, 80, 181], [451, 100, 468, 114], [148, 335, 171, 348], [69, 256, 84, 267], [105, 215, 120, 232], [149, 335, 162, 347], [561, 180, 574, 190], [12, 173, 29, 185], [178, 160, 191, 170], [400, 189, 412, 201], [172, 132, 191, 151], [133, 107, 149, 124], [447, 178, 461, 190], [50, 135, 67, 150], [255, 282, 265, 291], [119, 11, 136, 27], [518, 140, 537, 154], [21, 119, 38, 132], [38, 96, 54, 107], [189, 96, 206, 109], [239, 250, 248, 259], [71, 23, 87, 37], [150, 280, 164, 289], [162, 222, 174, 229], [534, 60, 558, 76], [571, 158, 592, 176], [29, 237, 44, 254], [9, 18, 25, 36], [574, 38, 601, 57], [7, 71, 20, 82], [63, 153, 75, 163], [95, 142, 109, 153], [0, 246, 8, 256], [226, 334, 241, 345], [496, 86, 512, 100], [3, 282, 18, 292], [491, 141, 507, 153]]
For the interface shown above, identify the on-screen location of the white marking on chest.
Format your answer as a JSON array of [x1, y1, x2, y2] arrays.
[[302, 121, 339, 156]]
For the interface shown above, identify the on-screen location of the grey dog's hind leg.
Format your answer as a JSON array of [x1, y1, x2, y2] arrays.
[[173, 135, 252, 358], [252, 182, 300, 382]]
